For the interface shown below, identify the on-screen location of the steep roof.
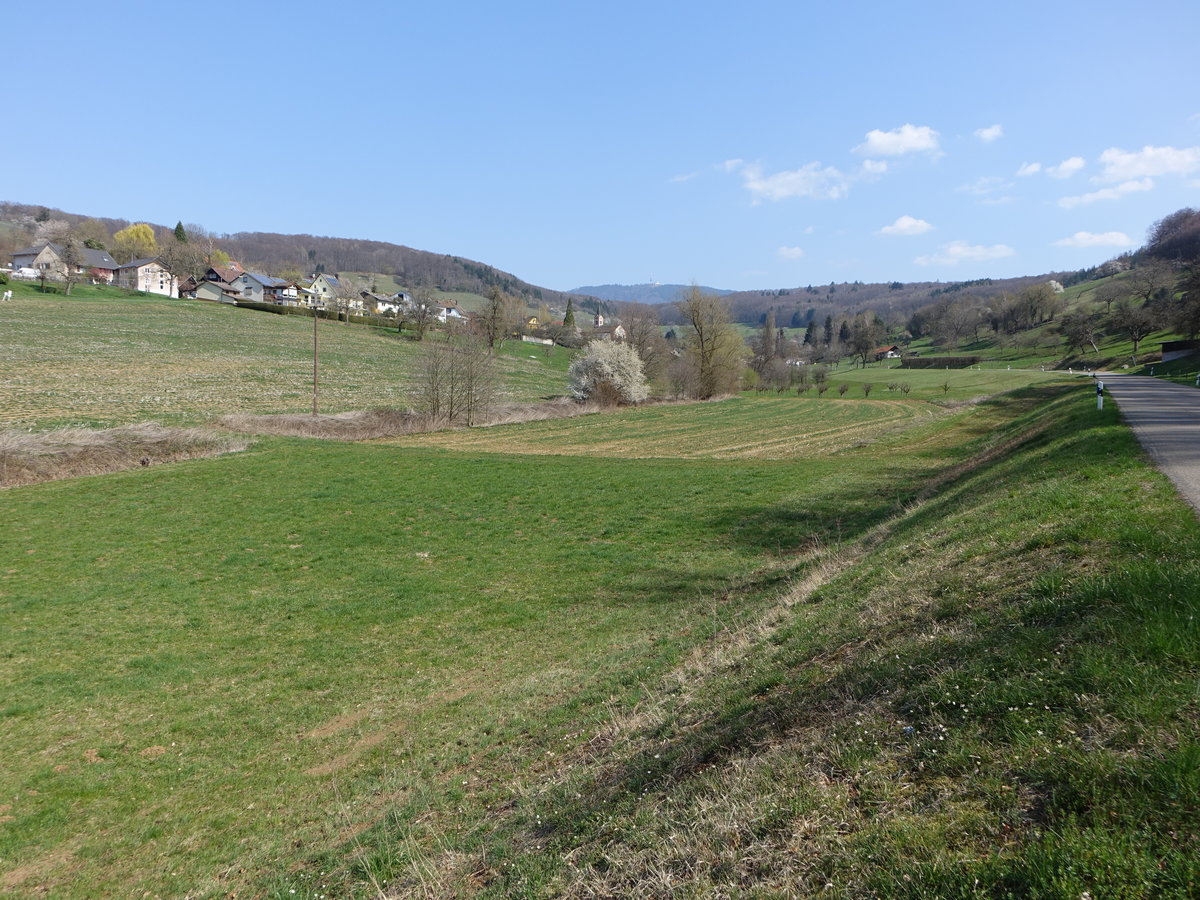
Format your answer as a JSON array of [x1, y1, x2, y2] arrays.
[[118, 257, 161, 270], [16, 242, 118, 270]]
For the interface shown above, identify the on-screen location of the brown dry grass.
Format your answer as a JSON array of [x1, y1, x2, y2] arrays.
[[0, 423, 249, 488], [217, 399, 606, 441]]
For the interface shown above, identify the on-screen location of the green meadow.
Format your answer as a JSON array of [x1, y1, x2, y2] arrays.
[[1, 293, 1197, 898], [0, 287, 566, 429]]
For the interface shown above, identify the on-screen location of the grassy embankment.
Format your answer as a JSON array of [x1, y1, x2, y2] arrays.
[[3, 363, 1198, 897], [0, 285, 571, 430]]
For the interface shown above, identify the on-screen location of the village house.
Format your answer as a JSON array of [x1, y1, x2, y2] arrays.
[[187, 280, 241, 303], [116, 258, 178, 297], [873, 344, 902, 361], [11, 242, 119, 284], [308, 273, 342, 309], [591, 323, 627, 341]]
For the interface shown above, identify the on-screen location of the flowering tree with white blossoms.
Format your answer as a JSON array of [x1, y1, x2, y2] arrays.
[[567, 340, 649, 405]]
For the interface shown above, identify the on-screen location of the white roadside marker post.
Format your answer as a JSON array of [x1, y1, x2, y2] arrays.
[[1097, 379, 1104, 411]]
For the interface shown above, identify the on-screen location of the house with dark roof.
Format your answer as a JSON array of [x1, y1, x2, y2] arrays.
[[186, 280, 241, 303], [11, 243, 119, 283], [203, 265, 244, 286], [308, 273, 342, 309], [236, 272, 293, 304], [116, 258, 179, 297]]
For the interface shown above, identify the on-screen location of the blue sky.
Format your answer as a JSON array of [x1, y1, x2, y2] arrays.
[[9, 0, 1199, 292]]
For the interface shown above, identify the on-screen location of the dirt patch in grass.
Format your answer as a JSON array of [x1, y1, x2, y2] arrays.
[[0, 423, 250, 488]]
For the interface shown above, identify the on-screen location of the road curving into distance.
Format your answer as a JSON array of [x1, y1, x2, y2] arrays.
[[1103, 374, 1200, 517]]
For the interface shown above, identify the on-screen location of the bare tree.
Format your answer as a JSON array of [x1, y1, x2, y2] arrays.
[[477, 286, 518, 349], [58, 234, 85, 296], [1109, 300, 1158, 353], [412, 334, 496, 425], [409, 288, 436, 341], [676, 285, 745, 398], [1125, 260, 1177, 306], [1059, 311, 1102, 355], [332, 275, 361, 323], [157, 236, 207, 285], [622, 302, 671, 383]]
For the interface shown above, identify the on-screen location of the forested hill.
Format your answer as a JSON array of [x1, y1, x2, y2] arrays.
[[0, 201, 591, 306], [572, 283, 734, 304], [713, 273, 1089, 327]]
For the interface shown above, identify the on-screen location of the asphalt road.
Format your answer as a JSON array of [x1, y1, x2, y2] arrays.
[[1102, 374, 1200, 516]]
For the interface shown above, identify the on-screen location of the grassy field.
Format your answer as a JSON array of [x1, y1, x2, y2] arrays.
[[2, 290, 1197, 898], [0, 286, 568, 429], [4, 366, 1198, 897]]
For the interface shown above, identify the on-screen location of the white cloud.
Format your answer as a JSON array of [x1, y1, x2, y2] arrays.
[[879, 215, 933, 236], [1016, 162, 1042, 177], [721, 158, 745, 173], [974, 124, 1004, 143], [1098, 145, 1200, 181], [670, 171, 699, 183], [1058, 178, 1154, 209], [1053, 231, 1135, 248], [854, 123, 940, 156], [860, 159, 888, 175], [1046, 156, 1085, 179], [735, 161, 850, 202], [777, 245, 806, 259], [915, 241, 1015, 266]]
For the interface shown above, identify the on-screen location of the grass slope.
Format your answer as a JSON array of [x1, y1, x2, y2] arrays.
[[0, 286, 568, 430], [1, 382, 1196, 898]]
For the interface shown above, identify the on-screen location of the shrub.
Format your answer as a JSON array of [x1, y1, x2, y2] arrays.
[[568, 341, 649, 405]]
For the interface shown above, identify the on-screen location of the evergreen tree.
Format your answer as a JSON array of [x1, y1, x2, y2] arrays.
[[174, 221, 187, 242], [563, 297, 575, 327], [823, 315, 834, 344]]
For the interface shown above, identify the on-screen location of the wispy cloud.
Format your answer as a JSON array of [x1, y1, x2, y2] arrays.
[[731, 161, 851, 202], [1058, 178, 1154, 209], [1053, 231, 1135, 248], [670, 171, 699, 183], [1016, 162, 1042, 177], [915, 241, 1014, 266], [1045, 156, 1085, 179], [879, 215, 933, 236], [974, 124, 1003, 143], [777, 245, 806, 259], [854, 123, 941, 156], [1098, 145, 1200, 181]]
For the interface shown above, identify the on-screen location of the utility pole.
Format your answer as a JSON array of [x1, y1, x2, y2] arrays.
[[312, 309, 319, 415]]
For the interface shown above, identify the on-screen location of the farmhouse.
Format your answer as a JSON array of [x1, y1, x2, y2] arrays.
[[11, 242, 120, 283], [873, 344, 902, 361]]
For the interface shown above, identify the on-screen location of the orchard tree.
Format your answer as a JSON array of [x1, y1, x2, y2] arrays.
[[1059, 311, 1102, 355], [1109, 300, 1158, 353], [568, 340, 649, 406]]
